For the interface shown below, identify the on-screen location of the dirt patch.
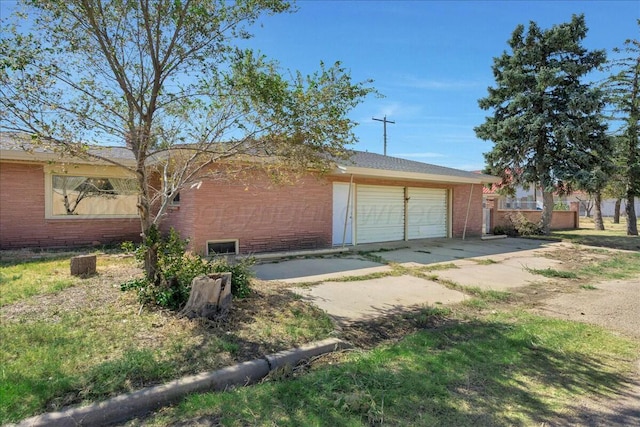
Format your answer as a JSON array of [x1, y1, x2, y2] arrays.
[[531, 279, 640, 340], [0, 256, 142, 322], [0, 257, 332, 368], [524, 276, 640, 427], [538, 245, 612, 264]]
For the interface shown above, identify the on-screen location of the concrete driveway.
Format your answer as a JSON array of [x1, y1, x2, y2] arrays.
[[253, 237, 569, 323]]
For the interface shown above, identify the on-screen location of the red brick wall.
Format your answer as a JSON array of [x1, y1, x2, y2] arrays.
[[0, 162, 141, 249], [492, 210, 578, 231], [451, 183, 483, 238], [160, 171, 486, 254], [164, 171, 333, 255], [159, 185, 195, 243]]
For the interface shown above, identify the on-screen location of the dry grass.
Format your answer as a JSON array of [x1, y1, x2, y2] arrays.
[[0, 249, 334, 424], [549, 217, 640, 251]]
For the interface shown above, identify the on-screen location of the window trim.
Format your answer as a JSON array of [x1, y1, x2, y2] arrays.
[[206, 239, 239, 256], [170, 192, 181, 206], [44, 164, 139, 220]]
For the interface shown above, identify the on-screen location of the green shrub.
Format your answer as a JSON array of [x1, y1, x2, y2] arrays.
[[209, 256, 256, 298], [120, 228, 255, 311], [553, 201, 569, 211]]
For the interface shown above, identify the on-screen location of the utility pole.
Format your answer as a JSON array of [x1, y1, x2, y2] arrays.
[[372, 115, 395, 156]]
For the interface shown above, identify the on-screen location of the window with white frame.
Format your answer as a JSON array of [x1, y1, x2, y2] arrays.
[[46, 166, 138, 218]]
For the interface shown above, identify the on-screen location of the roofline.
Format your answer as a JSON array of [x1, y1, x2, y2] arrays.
[[330, 165, 501, 185], [0, 147, 138, 167], [1, 142, 501, 185]]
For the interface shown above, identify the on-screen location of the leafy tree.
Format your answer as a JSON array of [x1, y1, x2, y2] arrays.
[[602, 23, 640, 235], [602, 135, 630, 224], [475, 15, 608, 234], [0, 0, 375, 281], [573, 158, 613, 230]]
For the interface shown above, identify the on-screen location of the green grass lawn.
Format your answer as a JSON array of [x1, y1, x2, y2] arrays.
[[2, 228, 639, 426], [138, 311, 639, 427], [0, 251, 334, 424], [0, 254, 85, 306], [549, 217, 640, 251]]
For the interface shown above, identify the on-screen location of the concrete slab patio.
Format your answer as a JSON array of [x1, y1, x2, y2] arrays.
[[434, 261, 550, 291], [253, 256, 391, 283], [253, 237, 571, 322], [367, 237, 566, 265], [292, 275, 467, 322]]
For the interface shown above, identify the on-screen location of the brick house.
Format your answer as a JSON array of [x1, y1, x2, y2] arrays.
[[0, 135, 142, 249], [0, 134, 499, 253]]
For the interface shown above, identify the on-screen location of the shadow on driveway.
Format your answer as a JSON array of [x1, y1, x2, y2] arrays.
[[253, 256, 388, 282], [253, 237, 564, 282]]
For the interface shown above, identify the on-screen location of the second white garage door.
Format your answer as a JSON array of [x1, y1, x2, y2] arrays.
[[356, 185, 448, 244], [407, 187, 448, 239]]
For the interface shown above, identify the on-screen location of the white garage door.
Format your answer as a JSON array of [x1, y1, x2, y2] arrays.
[[408, 188, 448, 239], [356, 185, 405, 243]]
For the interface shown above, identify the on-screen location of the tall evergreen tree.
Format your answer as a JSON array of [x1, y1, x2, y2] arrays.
[[475, 15, 607, 234], [602, 23, 640, 236]]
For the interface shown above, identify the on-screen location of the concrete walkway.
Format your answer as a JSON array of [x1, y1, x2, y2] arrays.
[[293, 275, 467, 322], [254, 237, 569, 323]]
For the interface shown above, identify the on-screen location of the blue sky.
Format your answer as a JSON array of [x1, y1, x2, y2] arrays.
[[245, 0, 639, 170], [1, 1, 638, 171]]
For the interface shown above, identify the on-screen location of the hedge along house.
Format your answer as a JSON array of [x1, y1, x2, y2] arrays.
[[0, 133, 499, 253]]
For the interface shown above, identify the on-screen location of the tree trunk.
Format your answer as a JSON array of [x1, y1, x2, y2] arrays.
[[70, 254, 97, 276], [179, 273, 232, 320], [627, 195, 638, 236], [128, 125, 161, 283], [144, 242, 160, 284], [593, 191, 604, 231], [539, 191, 554, 235], [140, 221, 162, 284], [613, 199, 621, 224]]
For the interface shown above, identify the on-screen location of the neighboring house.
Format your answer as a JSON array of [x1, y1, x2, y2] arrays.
[[480, 178, 542, 210], [483, 181, 640, 218], [0, 134, 499, 253], [481, 179, 579, 232], [562, 192, 640, 218]]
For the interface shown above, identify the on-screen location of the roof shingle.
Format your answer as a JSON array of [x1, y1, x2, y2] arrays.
[[1, 132, 498, 183], [341, 151, 497, 182]]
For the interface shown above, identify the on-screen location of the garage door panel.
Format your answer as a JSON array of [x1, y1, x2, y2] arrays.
[[356, 185, 404, 243], [355, 185, 448, 244], [408, 188, 447, 239]]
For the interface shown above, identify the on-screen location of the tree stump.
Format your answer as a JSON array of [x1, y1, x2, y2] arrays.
[[70, 254, 97, 277], [179, 273, 232, 320]]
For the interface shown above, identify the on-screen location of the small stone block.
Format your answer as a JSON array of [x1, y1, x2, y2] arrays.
[[70, 254, 97, 277]]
